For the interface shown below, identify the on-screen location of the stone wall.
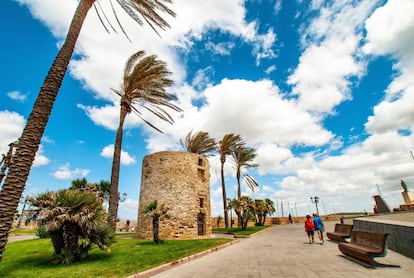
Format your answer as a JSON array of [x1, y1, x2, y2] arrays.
[[137, 151, 211, 239]]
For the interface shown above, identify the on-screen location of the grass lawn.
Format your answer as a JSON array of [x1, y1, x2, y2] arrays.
[[0, 235, 233, 278], [213, 225, 269, 236], [10, 229, 37, 235]]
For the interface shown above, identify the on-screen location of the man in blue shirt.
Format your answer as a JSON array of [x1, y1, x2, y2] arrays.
[[313, 213, 325, 244]]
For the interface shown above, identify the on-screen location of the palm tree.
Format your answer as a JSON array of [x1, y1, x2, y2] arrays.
[[228, 196, 255, 230], [254, 199, 265, 225], [108, 50, 181, 230], [69, 178, 111, 206], [263, 198, 275, 224], [217, 133, 244, 228], [141, 200, 169, 243], [180, 130, 217, 155], [232, 145, 259, 199], [0, 0, 175, 261], [27, 189, 113, 263]]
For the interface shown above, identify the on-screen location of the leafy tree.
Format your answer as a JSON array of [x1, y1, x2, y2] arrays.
[[141, 200, 169, 243], [180, 130, 217, 155], [0, 0, 175, 261], [69, 178, 111, 206], [108, 50, 180, 230], [231, 145, 259, 198], [217, 134, 244, 228], [69, 177, 88, 190], [254, 199, 267, 226], [228, 196, 255, 230], [26, 189, 113, 263], [254, 198, 275, 226], [263, 198, 276, 224]]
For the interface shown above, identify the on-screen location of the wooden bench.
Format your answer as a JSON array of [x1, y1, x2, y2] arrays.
[[338, 230, 390, 266], [327, 223, 353, 242]]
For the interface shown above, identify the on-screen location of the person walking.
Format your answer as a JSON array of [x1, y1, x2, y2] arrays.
[[304, 214, 315, 244], [313, 213, 324, 244]]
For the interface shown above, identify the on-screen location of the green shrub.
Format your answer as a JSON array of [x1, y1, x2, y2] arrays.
[[36, 226, 49, 238]]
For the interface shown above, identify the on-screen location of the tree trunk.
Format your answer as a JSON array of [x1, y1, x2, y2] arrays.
[[236, 167, 241, 199], [220, 156, 228, 229], [236, 168, 241, 227], [0, 0, 95, 262], [108, 105, 127, 230], [63, 223, 80, 261], [153, 215, 160, 243], [49, 228, 65, 255]]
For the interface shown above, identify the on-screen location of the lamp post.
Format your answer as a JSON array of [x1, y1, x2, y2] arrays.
[[310, 196, 320, 215]]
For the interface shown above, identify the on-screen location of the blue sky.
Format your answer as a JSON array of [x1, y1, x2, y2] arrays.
[[1, 0, 414, 220]]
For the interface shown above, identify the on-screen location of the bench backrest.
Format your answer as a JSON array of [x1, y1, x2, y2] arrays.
[[350, 230, 389, 251], [335, 223, 353, 233]]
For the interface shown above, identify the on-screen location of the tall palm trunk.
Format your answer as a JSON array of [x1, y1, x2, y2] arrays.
[[236, 167, 242, 228], [236, 167, 241, 199], [220, 155, 229, 229], [108, 104, 128, 230], [0, 0, 95, 262], [153, 214, 160, 243]]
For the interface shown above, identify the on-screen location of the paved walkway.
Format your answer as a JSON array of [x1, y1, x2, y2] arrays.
[[8, 234, 38, 242], [142, 221, 413, 278]]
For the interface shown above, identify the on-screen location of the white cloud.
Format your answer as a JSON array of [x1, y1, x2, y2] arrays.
[[7, 91, 27, 101], [100, 144, 136, 165], [0, 110, 25, 154], [288, 37, 361, 113], [117, 198, 139, 220], [253, 28, 276, 65], [205, 41, 235, 56], [18, 0, 276, 104], [363, 0, 414, 135], [77, 104, 120, 130], [53, 163, 90, 180], [33, 145, 49, 167], [265, 65, 276, 75], [288, 0, 381, 114], [363, 0, 414, 57]]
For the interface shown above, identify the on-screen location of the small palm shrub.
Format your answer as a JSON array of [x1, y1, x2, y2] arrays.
[[27, 189, 114, 263]]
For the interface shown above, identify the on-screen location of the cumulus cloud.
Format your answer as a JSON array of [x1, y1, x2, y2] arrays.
[[117, 198, 139, 220], [0, 110, 25, 154], [100, 144, 136, 165], [33, 145, 50, 167], [289, 1, 381, 114], [53, 163, 90, 180], [7, 91, 27, 101], [363, 0, 414, 135]]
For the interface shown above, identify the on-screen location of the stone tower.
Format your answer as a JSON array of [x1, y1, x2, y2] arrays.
[[137, 151, 211, 239]]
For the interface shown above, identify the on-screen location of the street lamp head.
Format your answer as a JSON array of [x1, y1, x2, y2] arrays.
[[310, 196, 319, 203]]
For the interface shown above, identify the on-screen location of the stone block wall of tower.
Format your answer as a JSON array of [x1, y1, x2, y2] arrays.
[[137, 151, 212, 239]]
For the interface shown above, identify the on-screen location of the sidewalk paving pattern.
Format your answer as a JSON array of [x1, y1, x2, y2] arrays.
[[145, 221, 414, 278]]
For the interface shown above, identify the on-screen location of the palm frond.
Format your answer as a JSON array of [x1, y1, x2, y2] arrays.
[[241, 173, 259, 191], [180, 130, 217, 155], [113, 50, 181, 133], [116, 0, 175, 37], [109, 0, 132, 42]]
